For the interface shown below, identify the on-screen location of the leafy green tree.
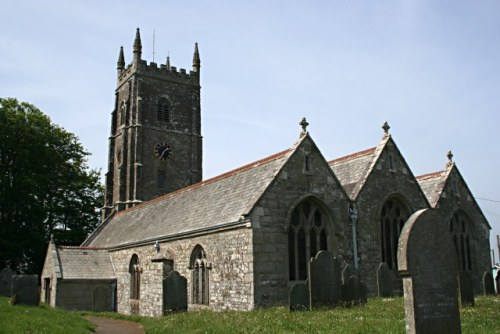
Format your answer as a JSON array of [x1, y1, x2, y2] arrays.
[[0, 98, 103, 274]]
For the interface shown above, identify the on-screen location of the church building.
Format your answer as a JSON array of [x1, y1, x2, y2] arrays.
[[40, 29, 491, 315]]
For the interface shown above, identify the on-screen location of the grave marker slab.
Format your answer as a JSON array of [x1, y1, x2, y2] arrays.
[[397, 209, 461, 334], [289, 282, 309, 311], [377, 262, 394, 297], [458, 271, 474, 306], [11, 275, 39, 306], [0, 267, 14, 297], [163, 270, 187, 312], [308, 250, 341, 308], [483, 271, 495, 295]]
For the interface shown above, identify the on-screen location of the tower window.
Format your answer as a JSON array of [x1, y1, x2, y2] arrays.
[[157, 98, 171, 122], [120, 101, 126, 125], [158, 170, 166, 195]]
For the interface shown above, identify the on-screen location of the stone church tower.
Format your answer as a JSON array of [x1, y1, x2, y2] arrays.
[[103, 28, 202, 219]]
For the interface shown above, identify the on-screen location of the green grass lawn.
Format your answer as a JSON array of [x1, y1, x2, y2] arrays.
[[1, 296, 499, 333]]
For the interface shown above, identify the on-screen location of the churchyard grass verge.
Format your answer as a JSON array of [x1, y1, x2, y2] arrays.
[[2, 296, 499, 333], [0, 296, 94, 334]]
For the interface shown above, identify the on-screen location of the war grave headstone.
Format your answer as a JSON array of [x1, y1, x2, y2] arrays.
[[458, 271, 474, 306], [11, 275, 39, 306], [0, 267, 14, 297], [308, 250, 341, 308], [377, 262, 394, 297], [289, 282, 309, 311], [483, 271, 495, 295], [398, 208, 461, 334]]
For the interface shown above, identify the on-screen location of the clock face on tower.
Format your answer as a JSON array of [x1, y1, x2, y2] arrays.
[[154, 143, 172, 160]]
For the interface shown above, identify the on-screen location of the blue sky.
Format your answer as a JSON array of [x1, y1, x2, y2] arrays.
[[1, 1, 499, 254]]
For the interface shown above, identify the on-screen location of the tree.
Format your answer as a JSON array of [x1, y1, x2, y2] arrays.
[[0, 98, 103, 274]]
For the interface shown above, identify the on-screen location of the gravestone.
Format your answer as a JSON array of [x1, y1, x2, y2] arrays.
[[341, 275, 368, 306], [0, 267, 14, 297], [496, 273, 500, 295], [308, 250, 341, 308], [289, 282, 309, 311], [342, 263, 353, 284], [483, 271, 495, 295], [458, 271, 474, 306], [397, 209, 461, 334], [377, 262, 394, 297], [11, 275, 39, 306], [163, 270, 187, 312]]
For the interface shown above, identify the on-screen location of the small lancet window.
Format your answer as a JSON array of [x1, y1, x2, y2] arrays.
[[157, 98, 171, 122], [388, 154, 395, 171], [304, 154, 312, 173]]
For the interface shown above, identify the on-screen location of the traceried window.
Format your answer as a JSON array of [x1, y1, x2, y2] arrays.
[[288, 199, 329, 281], [450, 211, 473, 272], [129, 254, 141, 300], [380, 197, 410, 270], [157, 98, 171, 122], [190, 245, 209, 305]]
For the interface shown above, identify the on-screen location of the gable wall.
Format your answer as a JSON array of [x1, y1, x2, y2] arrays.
[[110, 226, 253, 315], [250, 137, 350, 307], [435, 168, 491, 294], [354, 141, 429, 294], [40, 244, 58, 307]]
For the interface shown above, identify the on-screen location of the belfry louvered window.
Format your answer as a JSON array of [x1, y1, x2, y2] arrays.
[[380, 197, 410, 270], [288, 199, 329, 281], [157, 98, 170, 122], [450, 211, 473, 272], [190, 245, 209, 305]]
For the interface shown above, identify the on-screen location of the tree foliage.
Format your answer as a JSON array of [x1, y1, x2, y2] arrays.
[[0, 98, 103, 274]]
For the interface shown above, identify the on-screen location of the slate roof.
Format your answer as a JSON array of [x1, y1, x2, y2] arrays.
[[416, 170, 449, 208], [328, 147, 377, 199], [55, 246, 115, 279], [85, 142, 299, 249]]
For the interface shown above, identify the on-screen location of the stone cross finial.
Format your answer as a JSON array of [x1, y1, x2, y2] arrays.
[[300, 117, 309, 135], [447, 150, 454, 166], [382, 121, 390, 137]]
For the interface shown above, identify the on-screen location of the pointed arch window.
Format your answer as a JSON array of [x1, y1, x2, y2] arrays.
[[288, 199, 329, 281], [190, 245, 209, 305], [450, 211, 473, 272], [380, 197, 410, 269], [157, 98, 171, 122], [129, 254, 141, 300]]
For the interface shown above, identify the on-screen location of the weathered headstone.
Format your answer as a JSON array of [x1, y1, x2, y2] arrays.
[[377, 262, 394, 297], [0, 267, 14, 297], [458, 271, 474, 306], [11, 275, 39, 306], [496, 273, 500, 295], [342, 263, 353, 284], [340, 275, 368, 306], [483, 271, 495, 295], [308, 250, 341, 308], [163, 270, 187, 312], [398, 209, 461, 334], [289, 282, 309, 311], [359, 280, 368, 304]]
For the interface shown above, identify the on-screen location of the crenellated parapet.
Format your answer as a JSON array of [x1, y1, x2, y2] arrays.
[[117, 28, 200, 88]]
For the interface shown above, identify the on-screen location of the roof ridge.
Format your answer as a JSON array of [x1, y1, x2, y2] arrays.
[[58, 246, 107, 250], [416, 170, 444, 180], [115, 147, 293, 217], [328, 147, 377, 165]]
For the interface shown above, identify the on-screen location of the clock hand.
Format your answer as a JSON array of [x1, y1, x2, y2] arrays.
[[160, 147, 169, 159]]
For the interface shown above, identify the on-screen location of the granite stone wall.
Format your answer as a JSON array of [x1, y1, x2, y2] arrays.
[[110, 226, 253, 316]]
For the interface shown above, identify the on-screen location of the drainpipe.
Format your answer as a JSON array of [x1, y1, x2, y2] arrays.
[[349, 204, 359, 270]]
